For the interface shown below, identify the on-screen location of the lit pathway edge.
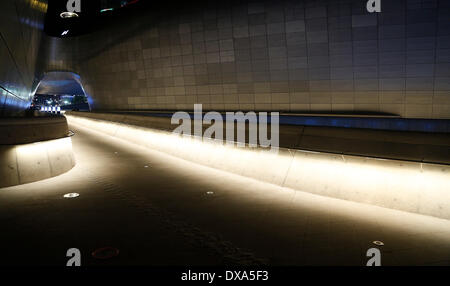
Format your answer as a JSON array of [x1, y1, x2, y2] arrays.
[[65, 113, 450, 220]]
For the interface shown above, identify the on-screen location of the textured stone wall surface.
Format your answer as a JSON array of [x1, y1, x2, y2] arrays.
[[3, 0, 450, 119]]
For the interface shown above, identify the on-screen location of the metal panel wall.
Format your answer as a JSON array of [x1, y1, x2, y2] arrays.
[[7, 0, 450, 119], [0, 0, 47, 115]]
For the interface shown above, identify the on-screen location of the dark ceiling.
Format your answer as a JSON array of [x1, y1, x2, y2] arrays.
[[44, 0, 220, 37], [44, 0, 144, 37]]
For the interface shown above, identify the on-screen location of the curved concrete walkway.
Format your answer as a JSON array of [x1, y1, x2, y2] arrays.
[[66, 114, 450, 220], [0, 122, 449, 266]]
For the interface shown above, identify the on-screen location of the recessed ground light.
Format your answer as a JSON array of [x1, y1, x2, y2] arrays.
[[63, 193, 80, 198], [60, 11, 79, 18], [92, 247, 120, 259], [144, 165, 149, 168], [206, 191, 214, 195], [373, 240, 384, 246], [114, 152, 118, 154]]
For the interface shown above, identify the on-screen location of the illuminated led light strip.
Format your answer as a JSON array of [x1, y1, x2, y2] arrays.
[[66, 114, 450, 220], [100, 8, 114, 13]]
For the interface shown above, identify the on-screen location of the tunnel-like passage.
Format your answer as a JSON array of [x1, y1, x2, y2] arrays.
[[0, 0, 449, 269], [33, 71, 90, 112], [0, 74, 80, 188]]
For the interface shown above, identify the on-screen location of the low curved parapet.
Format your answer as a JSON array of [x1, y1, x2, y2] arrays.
[[65, 112, 450, 220], [0, 113, 70, 145], [0, 114, 76, 188]]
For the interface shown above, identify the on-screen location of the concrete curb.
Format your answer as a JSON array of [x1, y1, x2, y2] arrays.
[[67, 114, 450, 220], [0, 115, 69, 145], [0, 137, 76, 188]]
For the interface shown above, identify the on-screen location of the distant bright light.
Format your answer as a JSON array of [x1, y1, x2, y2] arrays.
[[63, 193, 80, 198], [60, 11, 78, 18], [61, 30, 69, 36]]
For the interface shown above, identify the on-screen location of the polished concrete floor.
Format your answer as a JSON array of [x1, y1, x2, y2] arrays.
[[0, 122, 449, 266]]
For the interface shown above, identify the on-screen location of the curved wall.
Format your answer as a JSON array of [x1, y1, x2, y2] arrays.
[[0, 137, 75, 188], [1, 1, 449, 119], [42, 0, 450, 119], [0, 0, 47, 115], [66, 112, 450, 220], [0, 115, 75, 188], [0, 114, 69, 144]]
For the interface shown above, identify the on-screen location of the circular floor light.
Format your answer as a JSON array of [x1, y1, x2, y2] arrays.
[[92, 247, 120, 260], [63, 193, 80, 198], [372, 240, 384, 246], [206, 191, 214, 195], [60, 11, 79, 18]]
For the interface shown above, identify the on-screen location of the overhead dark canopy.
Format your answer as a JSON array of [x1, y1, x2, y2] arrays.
[[44, 0, 144, 37]]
